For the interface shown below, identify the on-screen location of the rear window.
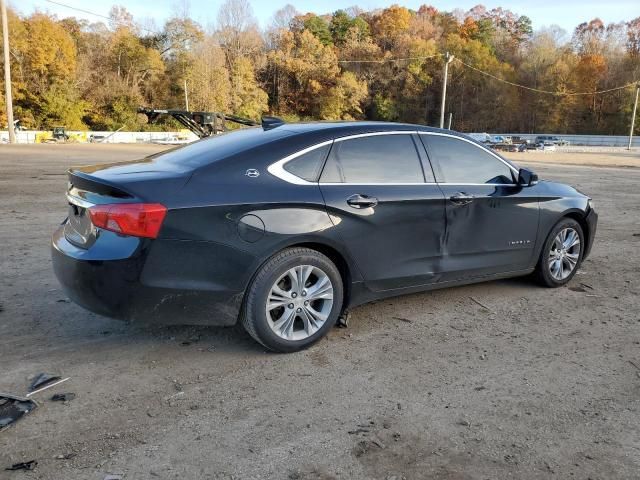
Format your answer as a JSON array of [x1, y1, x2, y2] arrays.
[[147, 128, 293, 168]]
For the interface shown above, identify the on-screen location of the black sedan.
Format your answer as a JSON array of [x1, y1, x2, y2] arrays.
[[52, 122, 597, 352]]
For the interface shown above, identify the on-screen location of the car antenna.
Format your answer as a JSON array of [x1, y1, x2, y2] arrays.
[[261, 116, 285, 131]]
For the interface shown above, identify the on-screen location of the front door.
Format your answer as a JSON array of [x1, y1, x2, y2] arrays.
[[319, 132, 446, 291], [419, 133, 539, 281]]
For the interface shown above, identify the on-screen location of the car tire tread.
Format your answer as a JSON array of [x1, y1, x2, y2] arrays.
[[241, 247, 343, 352], [535, 217, 584, 288]]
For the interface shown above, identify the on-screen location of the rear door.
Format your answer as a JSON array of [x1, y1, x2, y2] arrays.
[[319, 132, 446, 291], [419, 133, 539, 280]]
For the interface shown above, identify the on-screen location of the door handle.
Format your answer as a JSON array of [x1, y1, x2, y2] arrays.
[[347, 194, 378, 209], [449, 192, 474, 206]]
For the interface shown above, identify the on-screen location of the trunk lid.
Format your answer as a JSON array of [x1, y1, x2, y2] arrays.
[[64, 157, 191, 248]]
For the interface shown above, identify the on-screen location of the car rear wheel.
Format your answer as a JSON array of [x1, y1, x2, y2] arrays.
[[535, 218, 584, 287], [241, 248, 343, 352]]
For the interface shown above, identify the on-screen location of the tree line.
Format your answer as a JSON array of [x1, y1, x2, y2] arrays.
[[2, 1, 640, 134]]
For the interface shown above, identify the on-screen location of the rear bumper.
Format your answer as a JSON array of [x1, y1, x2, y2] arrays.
[[51, 226, 249, 326], [583, 207, 598, 260]]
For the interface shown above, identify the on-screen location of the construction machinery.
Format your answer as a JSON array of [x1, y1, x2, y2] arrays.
[[137, 108, 264, 139], [51, 126, 69, 142]]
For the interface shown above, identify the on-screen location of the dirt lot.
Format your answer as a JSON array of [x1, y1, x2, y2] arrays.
[[502, 148, 640, 168], [1, 144, 639, 479]]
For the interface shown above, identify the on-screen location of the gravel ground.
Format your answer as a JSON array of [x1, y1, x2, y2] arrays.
[[502, 148, 640, 168], [0, 144, 639, 480]]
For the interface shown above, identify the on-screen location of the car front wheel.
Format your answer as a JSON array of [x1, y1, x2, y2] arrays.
[[241, 247, 344, 352], [535, 218, 584, 287]]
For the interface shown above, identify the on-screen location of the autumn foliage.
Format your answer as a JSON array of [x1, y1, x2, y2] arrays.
[[1, 2, 639, 134]]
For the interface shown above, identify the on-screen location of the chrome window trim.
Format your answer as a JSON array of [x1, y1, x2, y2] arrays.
[[266, 139, 333, 186], [438, 183, 518, 187], [268, 131, 418, 185], [267, 130, 521, 186], [417, 131, 520, 175], [66, 192, 95, 209], [320, 182, 433, 186], [332, 130, 415, 142], [310, 182, 517, 187]]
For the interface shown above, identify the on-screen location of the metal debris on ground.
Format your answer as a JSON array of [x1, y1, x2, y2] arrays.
[[5, 460, 37, 471], [26, 376, 70, 397], [629, 360, 640, 379], [336, 311, 350, 328], [54, 453, 75, 460], [0, 394, 37, 432], [392, 316, 412, 323], [29, 373, 61, 392], [569, 286, 589, 293], [469, 296, 494, 312], [51, 393, 76, 402]]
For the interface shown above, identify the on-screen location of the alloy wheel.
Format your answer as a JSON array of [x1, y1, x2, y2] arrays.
[[265, 265, 334, 341], [548, 227, 581, 281]]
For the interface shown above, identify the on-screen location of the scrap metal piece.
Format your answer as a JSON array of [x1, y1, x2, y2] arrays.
[[5, 460, 37, 471], [51, 393, 75, 402], [0, 393, 37, 432], [336, 310, 350, 328], [29, 373, 61, 392]]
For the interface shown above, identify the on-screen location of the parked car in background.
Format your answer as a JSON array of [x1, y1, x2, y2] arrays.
[[511, 136, 530, 145], [535, 135, 569, 146], [52, 122, 597, 352], [491, 135, 512, 144], [538, 141, 557, 151], [467, 132, 492, 144]]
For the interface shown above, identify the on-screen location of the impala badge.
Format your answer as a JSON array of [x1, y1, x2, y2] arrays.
[[245, 169, 260, 178]]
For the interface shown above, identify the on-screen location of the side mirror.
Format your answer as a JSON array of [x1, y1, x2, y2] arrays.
[[518, 167, 538, 186]]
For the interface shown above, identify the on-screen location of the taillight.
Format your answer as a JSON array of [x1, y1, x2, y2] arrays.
[[88, 203, 167, 239]]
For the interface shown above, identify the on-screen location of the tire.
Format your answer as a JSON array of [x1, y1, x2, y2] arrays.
[[535, 217, 584, 287], [241, 247, 344, 353]]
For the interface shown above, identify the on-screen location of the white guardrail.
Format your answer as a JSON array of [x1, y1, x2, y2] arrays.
[[1, 129, 638, 147], [0, 130, 200, 144], [482, 133, 640, 147]]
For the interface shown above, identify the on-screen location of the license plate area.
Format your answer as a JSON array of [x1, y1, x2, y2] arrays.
[[64, 203, 97, 248]]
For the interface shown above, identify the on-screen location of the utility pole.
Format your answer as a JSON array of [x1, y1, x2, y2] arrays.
[[629, 84, 639, 151], [184, 79, 189, 111], [439, 52, 454, 129], [1, 0, 15, 144]]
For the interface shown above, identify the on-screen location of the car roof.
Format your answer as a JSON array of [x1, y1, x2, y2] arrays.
[[275, 121, 455, 137], [150, 121, 517, 173], [267, 121, 518, 171]]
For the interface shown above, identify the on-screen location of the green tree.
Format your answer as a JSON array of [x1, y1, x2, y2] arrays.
[[39, 81, 88, 129], [300, 15, 333, 46]]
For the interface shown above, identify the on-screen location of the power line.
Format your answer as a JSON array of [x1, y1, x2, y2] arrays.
[[454, 58, 638, 96], [338, 52, 637, 96], [338, 53, 443, 64], [43, 0, 159, 35]]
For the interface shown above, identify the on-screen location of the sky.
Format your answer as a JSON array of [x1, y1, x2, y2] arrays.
[[15, 0, 640, 35]]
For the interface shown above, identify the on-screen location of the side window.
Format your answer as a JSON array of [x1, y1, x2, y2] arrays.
[[283, 144, 331, 182], [320, 134, 425, 183], [424, 135, 515, 184]]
